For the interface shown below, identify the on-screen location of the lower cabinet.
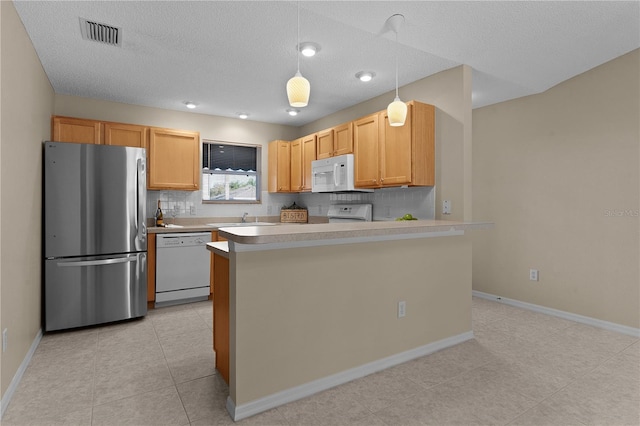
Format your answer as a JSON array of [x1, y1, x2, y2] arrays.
[[213, 252, 230, 384]]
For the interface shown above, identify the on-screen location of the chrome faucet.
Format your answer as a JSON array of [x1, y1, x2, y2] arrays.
[[242, 212, 249, 223]]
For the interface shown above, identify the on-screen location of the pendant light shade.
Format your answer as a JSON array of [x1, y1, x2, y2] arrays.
[[287, 71, 310, 107], [386, 14, 407, 127], [387, 96, 407, 126], [287, 2, 310, 108]]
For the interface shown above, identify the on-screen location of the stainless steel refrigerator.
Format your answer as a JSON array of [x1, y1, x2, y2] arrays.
[[43, 141, 147, 331]]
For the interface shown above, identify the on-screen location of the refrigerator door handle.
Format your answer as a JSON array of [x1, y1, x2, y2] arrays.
[[57, 257, 137, 267], [137, 158, 147, 241]]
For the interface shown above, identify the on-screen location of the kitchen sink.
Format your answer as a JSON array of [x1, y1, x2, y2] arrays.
[[207, 222, 277, 228], [163, 224, 184, 228]]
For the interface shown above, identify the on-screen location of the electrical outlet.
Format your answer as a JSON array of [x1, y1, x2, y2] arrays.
[[443, 200, 451, 215], [398, 301, 406, 318], [267, 205, 273, 214], [529, 269, 539, 281], [190, 205, 196, 215], [2, 329, 7, 352], [385, 205, 391, 218]]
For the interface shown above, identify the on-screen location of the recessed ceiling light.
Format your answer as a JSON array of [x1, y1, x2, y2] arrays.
[[184, 101, 196, 109], [238, 113, 249, 119], [298, 42, 320, 57], [355, 71, 375, 82], [286, 108, 299, 116]]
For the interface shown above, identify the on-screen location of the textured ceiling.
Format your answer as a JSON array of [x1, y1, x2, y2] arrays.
[[13, 1, 640, 126]]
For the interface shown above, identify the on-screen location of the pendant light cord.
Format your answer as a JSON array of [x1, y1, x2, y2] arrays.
[[296, 1, 300, 73], [395, 29, 399, 98]]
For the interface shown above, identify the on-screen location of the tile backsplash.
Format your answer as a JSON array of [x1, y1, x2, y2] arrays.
[[148, 186, 435, 221]]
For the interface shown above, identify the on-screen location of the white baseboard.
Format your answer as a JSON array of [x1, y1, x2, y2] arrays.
[[0, 328, 42, 419], [227, 331, 474, 421], [472, 290, 640, 338]]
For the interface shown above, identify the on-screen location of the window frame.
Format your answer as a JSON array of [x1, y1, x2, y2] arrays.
[[201, 140, 262, 204]]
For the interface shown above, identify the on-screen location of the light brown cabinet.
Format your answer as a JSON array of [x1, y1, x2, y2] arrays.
[[104, 122, 148, 148], [51, 116, 102, 144], [316, 129, 334, 160], [52, 116, 200, 191], [213, 251, 230, 384], [209, 231, 227, 298], [268, 140, 291, 192], [290, 138, 303, 192], [333, 122, 353, 157], [354, 101, 435, 188], [353, 113, 380, 187], [316, 122, 352, 159], [301, 134, 317, 191], [148, 127, 200, 191]]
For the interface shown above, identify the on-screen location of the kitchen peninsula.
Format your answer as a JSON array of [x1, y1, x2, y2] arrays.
[[207, 220, 491, 421]]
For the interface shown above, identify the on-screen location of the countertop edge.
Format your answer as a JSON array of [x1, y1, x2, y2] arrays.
[[219, 220, 493, 247]]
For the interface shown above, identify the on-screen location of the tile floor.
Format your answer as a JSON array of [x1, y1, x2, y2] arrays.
[[2, 297, 639, 425]]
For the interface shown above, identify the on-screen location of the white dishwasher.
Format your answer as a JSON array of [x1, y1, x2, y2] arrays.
[[156, 232, 212, 306]]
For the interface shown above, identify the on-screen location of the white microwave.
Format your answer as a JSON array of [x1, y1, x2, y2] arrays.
[[311, 154, 372, 193]]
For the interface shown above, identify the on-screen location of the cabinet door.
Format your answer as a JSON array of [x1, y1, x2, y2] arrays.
[[290, 138, 303, 192], [51, 116, 102, 144], [334, 122, 353, 156], [379, 105, 413, 186], [353, 113, 380, 187], [148, 127, 200, 190], [104, 122, 148, 148], [410, 101, 436, 186], [301, 134, 317, 191], [268, 140, 291, 192], [316, 129, 334, 160]]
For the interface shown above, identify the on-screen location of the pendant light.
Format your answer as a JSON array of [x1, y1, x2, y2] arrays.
[[286, 1, 310, 107], [386, 14, 407, 127]]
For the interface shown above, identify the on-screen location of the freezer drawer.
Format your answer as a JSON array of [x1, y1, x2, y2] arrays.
[[45, 253, 147, 331]]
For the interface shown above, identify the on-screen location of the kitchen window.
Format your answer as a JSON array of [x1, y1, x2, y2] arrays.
[[202, 141, 261, 203]]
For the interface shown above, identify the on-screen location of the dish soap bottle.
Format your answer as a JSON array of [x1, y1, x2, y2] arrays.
[[155, 200, 164, 227]]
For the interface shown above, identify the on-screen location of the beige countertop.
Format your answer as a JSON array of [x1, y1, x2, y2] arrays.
[[147, 216, 327, 234], [208, 220, 492, 250]]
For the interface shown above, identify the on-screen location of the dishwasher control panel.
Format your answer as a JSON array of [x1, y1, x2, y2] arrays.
[[157, 232, 211, 247]]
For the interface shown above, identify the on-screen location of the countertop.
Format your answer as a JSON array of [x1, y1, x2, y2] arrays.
[[147, 216, 327, 234], [208, 219, 492, 250]]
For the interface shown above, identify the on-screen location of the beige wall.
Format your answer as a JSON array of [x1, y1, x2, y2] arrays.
[[300, 65, 473, 221], [54, 95, 299, 191], [0, 1, 55, 399], [472, 49, 640, 328], [230, 236, 472, 405]]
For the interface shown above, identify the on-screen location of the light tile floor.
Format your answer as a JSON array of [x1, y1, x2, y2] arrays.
[[3, 297, 639, 425]]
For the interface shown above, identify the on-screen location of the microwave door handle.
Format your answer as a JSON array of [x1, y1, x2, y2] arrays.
[[334, 163, 339, 186]]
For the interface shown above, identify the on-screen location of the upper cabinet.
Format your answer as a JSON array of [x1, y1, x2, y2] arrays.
[[290, 138, 303, 192], [104, 122, 148, 148], [268, 140, 291, 192], [148, 127, 200, 191], [353, 113, 380, 187], [52, 116, 102, 144], [316, 122, 353, 159], [301, 134, 317, 191], [52, 116, 201, 191], [354, 101, 435, 189], [333, 122, 353, 157]]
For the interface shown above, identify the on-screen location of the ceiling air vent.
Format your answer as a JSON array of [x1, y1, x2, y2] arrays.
[[79, 18, 121, 47]]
